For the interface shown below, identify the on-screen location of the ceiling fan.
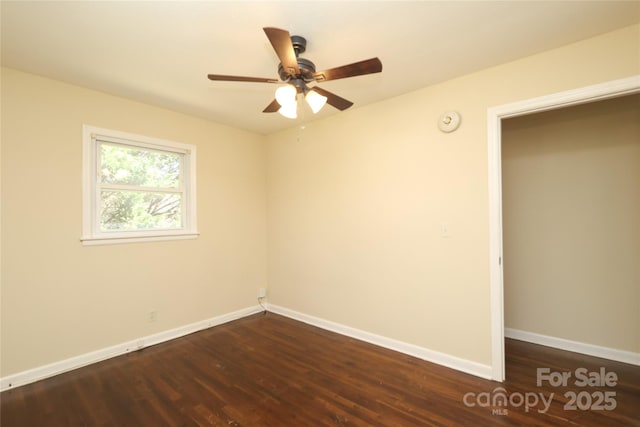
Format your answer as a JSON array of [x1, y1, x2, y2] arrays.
[[207, 27, 383, 119]]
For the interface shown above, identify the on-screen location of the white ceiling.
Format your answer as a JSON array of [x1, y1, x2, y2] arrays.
[[2, 1, 639, 135]]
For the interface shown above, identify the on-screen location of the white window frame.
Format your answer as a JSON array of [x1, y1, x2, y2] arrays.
[[82, 125, 198, 246]]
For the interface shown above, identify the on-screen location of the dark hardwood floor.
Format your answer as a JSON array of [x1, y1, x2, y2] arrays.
[[1, 313, 639, 426]]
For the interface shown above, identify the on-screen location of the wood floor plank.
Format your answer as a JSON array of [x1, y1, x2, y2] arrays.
[[1, 313, 638, 426]]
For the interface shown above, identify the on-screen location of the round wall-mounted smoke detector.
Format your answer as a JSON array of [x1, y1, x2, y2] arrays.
[[438, 111, 461, 133]]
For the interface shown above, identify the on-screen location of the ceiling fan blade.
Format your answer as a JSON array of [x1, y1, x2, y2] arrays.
[[263, 99, 281, 113], [208, 74, 278, 83], [263, 27, 300, 76], [311, 87, 354, 111], [313, 58, 382, 82]]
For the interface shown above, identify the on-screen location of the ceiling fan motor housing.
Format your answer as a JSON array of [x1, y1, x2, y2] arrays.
[[278, 58, 316, 82], [276, 35, 317, 83]]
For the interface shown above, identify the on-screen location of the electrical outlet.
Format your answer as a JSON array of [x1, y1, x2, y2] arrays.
[[257, 288, 267, 298]]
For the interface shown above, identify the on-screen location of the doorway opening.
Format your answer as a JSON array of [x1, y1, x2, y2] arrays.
[[487, 76, 640, 381]]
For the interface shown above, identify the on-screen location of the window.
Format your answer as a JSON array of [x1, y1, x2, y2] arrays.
[[82, 125, 197, 245]]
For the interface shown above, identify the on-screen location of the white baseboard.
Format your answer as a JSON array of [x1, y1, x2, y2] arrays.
[[2, 303, 497, 392], [505, 328, 640, 366], [268, 304, 493, 380], [0, 305, 263, 392]]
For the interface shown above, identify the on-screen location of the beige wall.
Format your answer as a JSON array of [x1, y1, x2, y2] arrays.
[[266, 25, 640, 366], [502, 94, 640, 353], [1, 68, 268, 376]]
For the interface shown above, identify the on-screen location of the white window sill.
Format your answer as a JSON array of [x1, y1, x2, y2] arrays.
[[81, 232, 199, 246]]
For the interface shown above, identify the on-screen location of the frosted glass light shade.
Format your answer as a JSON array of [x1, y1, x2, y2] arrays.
[[275, 85, 297, 108], [305, 90, 327, 114], [278, 103, 297, 119]]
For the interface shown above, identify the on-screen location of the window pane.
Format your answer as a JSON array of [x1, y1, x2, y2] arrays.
[[100, 143, 181, 188], [100, 190, 183, 231]]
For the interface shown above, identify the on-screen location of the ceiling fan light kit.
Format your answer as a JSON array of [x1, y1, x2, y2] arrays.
[[278, 102, 298, 119], [305, 89, 328, 114], [275, 84, 297, 105], [207, 27, 382, 119], [273, 83, 328, 118]]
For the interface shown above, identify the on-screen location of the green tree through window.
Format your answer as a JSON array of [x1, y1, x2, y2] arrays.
[[99, 143, 183, 231]]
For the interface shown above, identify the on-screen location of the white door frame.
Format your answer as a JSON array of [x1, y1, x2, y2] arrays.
[[487, 75, 640, 382]]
